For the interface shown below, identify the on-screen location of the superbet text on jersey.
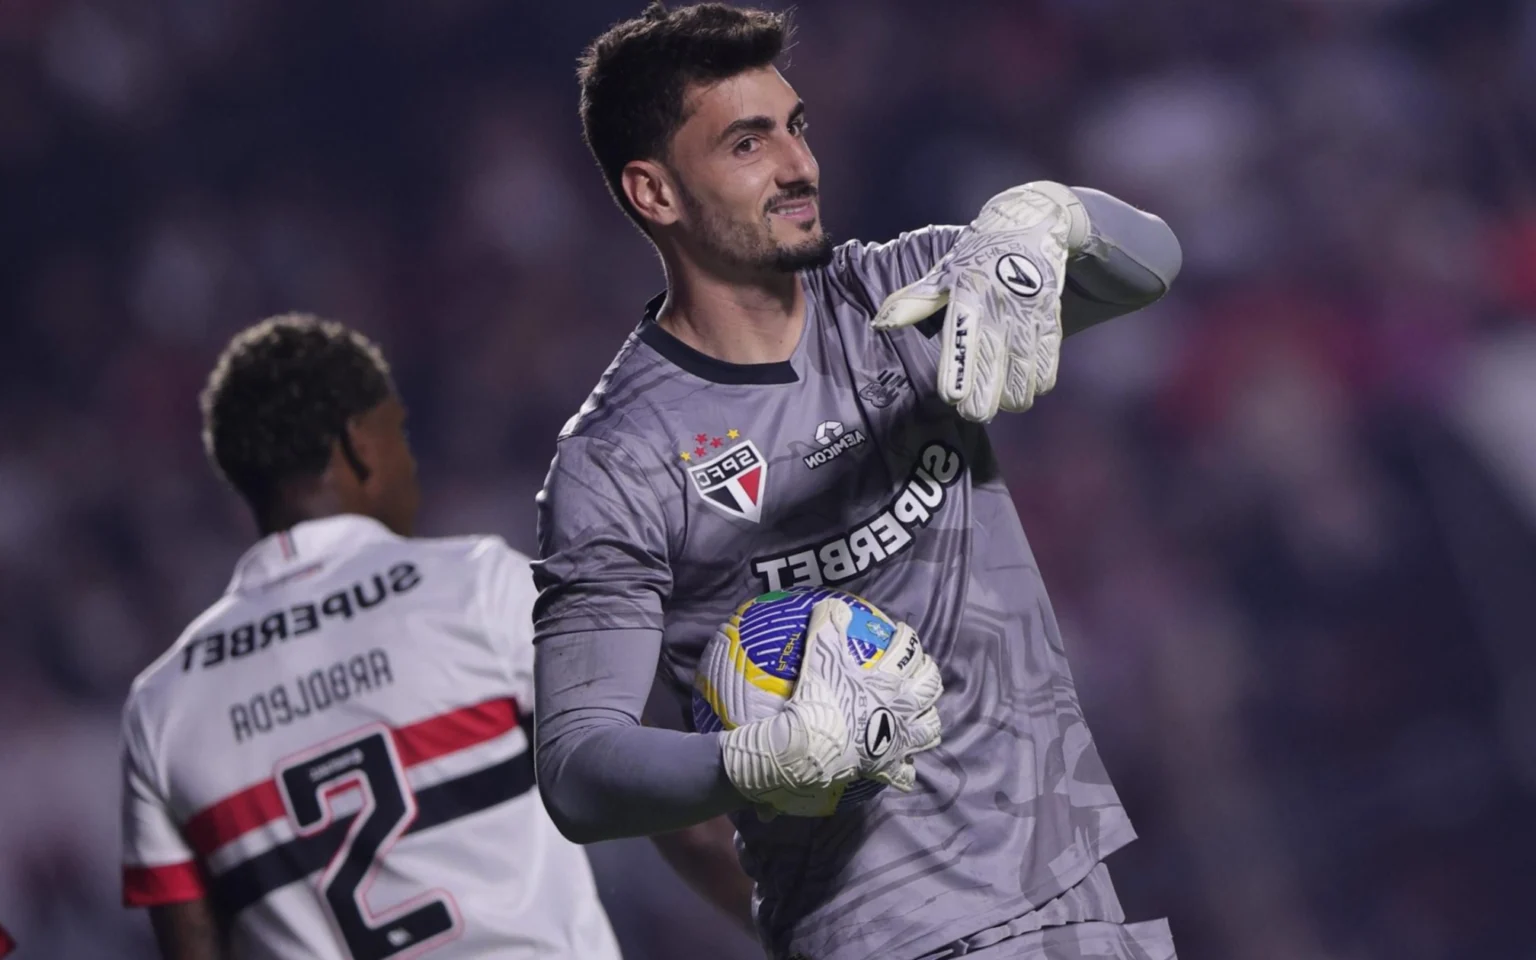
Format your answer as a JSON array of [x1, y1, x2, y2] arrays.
[[121, 516, 620, 960]]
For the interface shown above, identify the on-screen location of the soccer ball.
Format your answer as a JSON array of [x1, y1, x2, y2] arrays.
[[692, 585, 898, 809]]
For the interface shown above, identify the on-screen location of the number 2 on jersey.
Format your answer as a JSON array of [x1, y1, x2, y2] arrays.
[[277, 729, 459, 959]]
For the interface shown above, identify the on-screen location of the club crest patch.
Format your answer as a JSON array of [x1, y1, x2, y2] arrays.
[[679, 429, 766, 523]]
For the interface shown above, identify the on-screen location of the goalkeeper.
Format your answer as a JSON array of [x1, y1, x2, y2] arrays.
[[534, 4, 1183, 959]]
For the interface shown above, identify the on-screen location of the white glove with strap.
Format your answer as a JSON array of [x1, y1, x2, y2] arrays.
[[873, 181, 1089, 423], [718, 598, 944, 817]]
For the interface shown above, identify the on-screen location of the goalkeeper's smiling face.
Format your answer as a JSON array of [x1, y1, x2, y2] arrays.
[[662, 66, 832, 275]]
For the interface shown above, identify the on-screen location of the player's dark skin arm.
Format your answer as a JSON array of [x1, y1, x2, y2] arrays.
[[148, 900, 225, 960], [642, 685, 757, 937], [652, 819, 757, 938]]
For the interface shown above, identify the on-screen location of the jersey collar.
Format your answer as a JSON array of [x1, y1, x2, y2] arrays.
[[227, 514, 399, 594], [635, 293, 802, 385]]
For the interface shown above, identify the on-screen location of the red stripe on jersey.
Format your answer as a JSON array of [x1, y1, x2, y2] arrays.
[[184, 780, 286, 859], [184, 698, 519, 858], [394, 696, 518, 767], [123, 861, 207, 907]]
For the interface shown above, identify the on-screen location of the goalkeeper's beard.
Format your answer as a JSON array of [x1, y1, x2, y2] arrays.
[[678, 182, 834, 275]]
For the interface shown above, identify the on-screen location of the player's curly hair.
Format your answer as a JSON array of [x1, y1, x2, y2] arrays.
[[578, 1, 794, 231], [201, 313, 393, 518]]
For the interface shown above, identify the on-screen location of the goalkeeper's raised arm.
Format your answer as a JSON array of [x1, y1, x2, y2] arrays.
[[834, 184, 1180, 341], [862, 183, 1182, 421], [1058, 185, 1183, 330]]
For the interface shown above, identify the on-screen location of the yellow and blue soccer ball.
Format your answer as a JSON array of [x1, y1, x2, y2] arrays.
[[692, 585, 897, 808]]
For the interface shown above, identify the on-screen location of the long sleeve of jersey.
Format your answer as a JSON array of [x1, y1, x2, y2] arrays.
[[829, 186, 1179, 335], [1060, 186, 1183, 333], [532, 435, 745, 843]]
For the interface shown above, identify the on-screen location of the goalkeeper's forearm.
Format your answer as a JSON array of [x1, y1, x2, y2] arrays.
[[535, 627, 747, 843], [1061, 186, 1183, 334], [907, 187, 1180, 334]]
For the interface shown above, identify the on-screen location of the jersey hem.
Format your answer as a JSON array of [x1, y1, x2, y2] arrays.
[[796, 819, 1141, 960]]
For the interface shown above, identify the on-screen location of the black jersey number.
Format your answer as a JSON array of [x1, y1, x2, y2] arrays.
[[277, 728, 459, 959]]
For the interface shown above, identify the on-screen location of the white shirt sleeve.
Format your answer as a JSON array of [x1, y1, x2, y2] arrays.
[[473, 537, 539, 709], [120, 696, 206, 906]]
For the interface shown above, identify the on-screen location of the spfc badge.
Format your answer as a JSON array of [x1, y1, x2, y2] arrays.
[[680, 429, 766, 523]]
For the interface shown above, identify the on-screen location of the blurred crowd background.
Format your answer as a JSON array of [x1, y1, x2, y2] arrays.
[[3, 0, 1536, 957]]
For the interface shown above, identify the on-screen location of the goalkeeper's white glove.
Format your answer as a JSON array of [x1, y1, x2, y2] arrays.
[[873, 181, 1090, 424], [718, 598, 944, 818]]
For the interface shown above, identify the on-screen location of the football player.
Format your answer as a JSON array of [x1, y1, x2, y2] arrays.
[[533, 4, 1184, 959]]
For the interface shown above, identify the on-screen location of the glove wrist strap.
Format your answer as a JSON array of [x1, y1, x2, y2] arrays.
[[720, 702, 851, 801], [1020, 180, 1089, 251]]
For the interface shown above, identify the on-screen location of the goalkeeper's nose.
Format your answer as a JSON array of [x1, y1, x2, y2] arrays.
[[775, 135, 819, 189]]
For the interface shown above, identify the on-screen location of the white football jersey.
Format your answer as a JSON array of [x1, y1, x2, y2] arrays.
[[121, 514, 622, 960]]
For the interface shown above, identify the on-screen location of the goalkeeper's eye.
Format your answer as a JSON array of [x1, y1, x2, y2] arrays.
[[788, 117, 809, 137], [734, 136, 761, 156]]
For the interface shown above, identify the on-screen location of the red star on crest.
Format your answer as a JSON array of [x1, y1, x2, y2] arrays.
[[694, 446, 707, 457], [695, 433, 709, 444], [710, 437, 723, 448]]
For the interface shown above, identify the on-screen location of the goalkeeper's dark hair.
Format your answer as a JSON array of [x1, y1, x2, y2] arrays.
[[201, 313, 393, 520], [578, 1, 794, 231]]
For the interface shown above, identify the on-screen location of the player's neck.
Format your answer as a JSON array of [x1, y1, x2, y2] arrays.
[[657, 260, 805, 366], [257, 487, 355, 537]]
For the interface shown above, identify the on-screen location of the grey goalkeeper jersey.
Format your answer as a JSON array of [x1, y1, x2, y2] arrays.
[[534, 189, 1181, 960]]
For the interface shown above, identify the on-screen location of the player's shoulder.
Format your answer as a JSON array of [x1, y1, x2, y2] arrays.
[[383, 533, 535, 614], [407, 534, 539, 655], [812, 225, 966, 313], [406, 532, 531, 580], [560, 297, 729, 456], [124, 592, 243, 728], [557, 313, 670, 445]]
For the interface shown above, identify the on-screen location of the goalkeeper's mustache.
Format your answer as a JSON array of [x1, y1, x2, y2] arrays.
[[765, 185, 819, 215]]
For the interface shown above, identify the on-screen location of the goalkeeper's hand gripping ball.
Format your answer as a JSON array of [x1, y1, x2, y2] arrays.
[[701, 587, 944, 817]]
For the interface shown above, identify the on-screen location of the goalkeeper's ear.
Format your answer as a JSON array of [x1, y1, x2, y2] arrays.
[[622, 159, 682, 230]]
